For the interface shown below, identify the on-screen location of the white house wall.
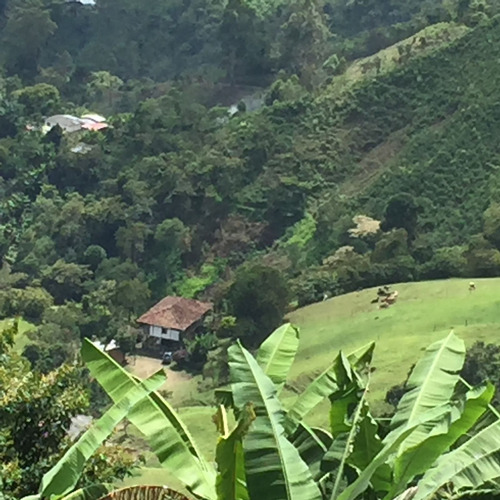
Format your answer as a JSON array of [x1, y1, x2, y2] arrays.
[[148, 325, 180, 341]]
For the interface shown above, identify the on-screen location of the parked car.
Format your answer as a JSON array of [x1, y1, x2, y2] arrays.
[[161, 351, 172, 365]]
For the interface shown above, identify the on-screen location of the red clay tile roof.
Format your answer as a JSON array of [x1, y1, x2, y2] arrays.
[[137, 296, 213, 331]]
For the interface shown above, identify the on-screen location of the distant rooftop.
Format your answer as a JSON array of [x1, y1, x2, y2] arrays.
[[137, 296, 213, 331]]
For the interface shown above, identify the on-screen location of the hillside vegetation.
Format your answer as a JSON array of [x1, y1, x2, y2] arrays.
[[6, 1, 500, 496], [2, 3, 500, 351]]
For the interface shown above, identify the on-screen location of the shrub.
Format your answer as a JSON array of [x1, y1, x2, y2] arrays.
[[292, 269, 341, 307]]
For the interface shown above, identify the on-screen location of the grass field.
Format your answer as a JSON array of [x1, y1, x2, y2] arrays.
[[286, 277, 500, 418]]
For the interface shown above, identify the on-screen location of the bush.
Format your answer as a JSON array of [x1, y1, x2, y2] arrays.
[[292, 269, 341, 307], [419, 246, 467, 279], [4, 287, 54, 322], [464, 235, 500, 277], [185, 333, 218, 369]]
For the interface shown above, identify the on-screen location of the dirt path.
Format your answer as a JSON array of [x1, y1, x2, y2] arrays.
[[126, 355, 199, 407]]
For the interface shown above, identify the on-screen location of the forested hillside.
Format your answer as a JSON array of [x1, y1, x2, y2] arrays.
[[6, 0, 500, 496], [2, 0, 500, 357]]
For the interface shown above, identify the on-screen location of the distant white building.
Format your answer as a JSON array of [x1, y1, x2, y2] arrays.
[[43, 114, 83, 133], [91, 339, 126, 365], [66, 0, 96, 6], [43, 112, 108, 134]]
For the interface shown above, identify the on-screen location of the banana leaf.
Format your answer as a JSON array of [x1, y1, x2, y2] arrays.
[[385, 331, 465, 453], [81, 340, 216, 500], [413, 419, 500, 499], [229, 341, 323, 500], [40, 370, 166, 498], [290, 423, 332, 481], [329, 387, 370, 500], [256, 323, 299, 387], [215, 404, 255, 500], [284, 343, 374, 435], [387, 384, 494, 499], [336, 425, 419, 500], [349, 404, 392, 493]]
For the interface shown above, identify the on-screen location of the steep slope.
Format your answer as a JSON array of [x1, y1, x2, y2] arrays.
[[305, 17, 500, 243], [209, 17, 500, 250]]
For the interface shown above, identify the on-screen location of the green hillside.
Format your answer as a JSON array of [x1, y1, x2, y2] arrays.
[[287, 277, 500, 416], [8, 0, 500, 496]]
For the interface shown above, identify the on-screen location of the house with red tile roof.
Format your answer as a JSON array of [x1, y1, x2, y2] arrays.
[[137, 296, 213, 351]]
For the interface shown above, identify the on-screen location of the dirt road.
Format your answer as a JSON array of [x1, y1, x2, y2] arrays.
[[127, 355, 199, 407]]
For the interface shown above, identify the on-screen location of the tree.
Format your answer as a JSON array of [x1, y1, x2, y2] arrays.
[[381, 193, 419, 240], [420, 246, 467, 279], [148, 218, 189, 297], [278, 0, 331, 86], [226, 263, 289, 348], [461, 341, 500, 406], [86, 71, 124, 110], [218, 0, 270, 84], [2, 0, 57, 78], [12, 83, 60, 117], [115, 222, 151, 263], [83, 245, 107, 272], [0, 321, 88, 498], [464, 235, 500, 277], [41, 259, 92, 304], [483, 202, 500, 248], [371, 228, 410, 263]]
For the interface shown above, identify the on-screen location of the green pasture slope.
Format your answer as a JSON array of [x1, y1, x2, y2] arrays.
[[287, 277, 500, 416]]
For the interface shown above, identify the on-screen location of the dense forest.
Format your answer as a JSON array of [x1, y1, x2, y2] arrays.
[[4, 0, 500, 496], [3, 0, 500, 355]]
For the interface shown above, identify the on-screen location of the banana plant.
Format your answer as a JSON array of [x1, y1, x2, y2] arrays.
[[380, 331, 500, 500], [29, 325, 500, 500], [228, 340, 324, 500], [81, 339, 217, 500], [222, 324, 391, 500]]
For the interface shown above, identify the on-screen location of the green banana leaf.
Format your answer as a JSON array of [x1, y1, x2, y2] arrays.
[[290, 423, 332, 481], [387, 384, 494, 499], [336, 425, 419, 500], [385, 331, 465, 453], [229, 341, 323, 500], [215, 403, 255, 500], [348, 404, 392, 493], [329, 387, 370, 500], [328, 359, 359, 438], [256, 323, 299, 387], [81, 340, 216, 500], [413, 419, 500, 499], [284, 343, 374, 435], [39, 370, 166, 498]]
